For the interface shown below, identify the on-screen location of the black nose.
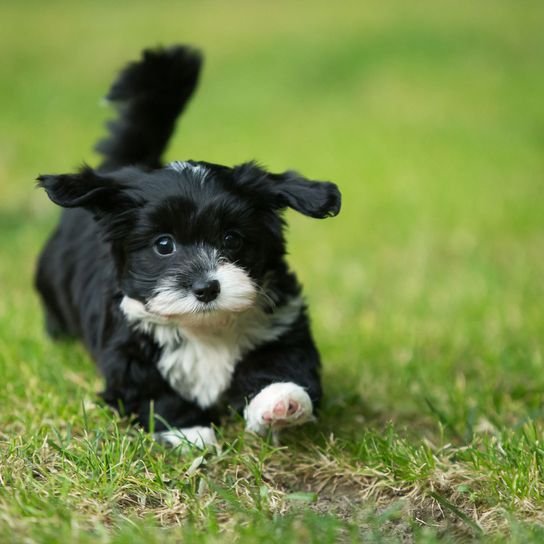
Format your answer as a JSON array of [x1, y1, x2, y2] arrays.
[[191, 279, 221, 303]]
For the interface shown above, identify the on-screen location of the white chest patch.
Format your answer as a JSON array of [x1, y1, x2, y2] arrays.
[[157, 326, 243, 408], [121, 296, 303, 409]]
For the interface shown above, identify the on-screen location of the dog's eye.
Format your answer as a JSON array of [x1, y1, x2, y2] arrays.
[[154, 235, 176, 256], [223, 231, 243, 251]]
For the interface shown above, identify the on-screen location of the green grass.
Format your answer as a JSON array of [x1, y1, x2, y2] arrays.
[[1, 0, 544, 541]]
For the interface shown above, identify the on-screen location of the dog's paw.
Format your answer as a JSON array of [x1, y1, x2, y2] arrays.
[[244, 382, 314, 435], [154, 426, 218, 451]]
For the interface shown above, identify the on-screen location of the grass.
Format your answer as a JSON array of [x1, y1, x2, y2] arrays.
[[1, 0, 543, 541]]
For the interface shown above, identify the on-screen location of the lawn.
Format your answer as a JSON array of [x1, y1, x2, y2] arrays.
[[1, 0, 544, 541]]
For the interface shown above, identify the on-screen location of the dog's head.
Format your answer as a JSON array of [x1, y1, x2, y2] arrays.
[[38, 161, 341, 327]]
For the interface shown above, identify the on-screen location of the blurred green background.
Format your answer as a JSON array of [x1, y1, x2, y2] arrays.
[[2, 0, 542, 420], [1, 0, 544, 540]]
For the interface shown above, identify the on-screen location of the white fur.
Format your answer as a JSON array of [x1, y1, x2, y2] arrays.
[[167, 161, 208, 185], [148, 262, 257, 319], [154, 426, 217, 450], [214, 263, 259, 312], [244, 382, 314, 434], [120, 294, 303, 409]]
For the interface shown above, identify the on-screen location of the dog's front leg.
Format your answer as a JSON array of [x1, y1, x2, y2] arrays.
[[243, 382, 316, 435], [226, 343, 322, 436], [99, 352, 219, 451], [139, 392, 220, 451]]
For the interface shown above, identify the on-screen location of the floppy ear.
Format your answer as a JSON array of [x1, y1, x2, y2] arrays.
[[267, 170, 341, 218], [37, 166, 136, 216], [233, 162, 341, 219]]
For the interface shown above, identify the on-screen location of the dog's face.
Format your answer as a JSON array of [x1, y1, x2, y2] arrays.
[[39, 161, 340, 326]]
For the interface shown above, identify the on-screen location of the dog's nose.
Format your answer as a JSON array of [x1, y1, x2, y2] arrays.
[[191, 279, 221, 303]]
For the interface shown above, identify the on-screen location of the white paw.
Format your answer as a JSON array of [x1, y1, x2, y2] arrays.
[[154, 426, 218, 451], [244, 382, 314, 435]]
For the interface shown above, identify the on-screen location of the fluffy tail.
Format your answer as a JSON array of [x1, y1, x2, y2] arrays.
[[96, 45, 202, 171]]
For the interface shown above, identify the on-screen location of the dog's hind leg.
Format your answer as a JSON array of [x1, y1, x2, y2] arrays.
[[34, 235, 74, 339], [96, 45, 202, 171]]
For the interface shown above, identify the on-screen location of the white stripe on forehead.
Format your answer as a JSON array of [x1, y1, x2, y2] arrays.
[[167, 161, 209, 185]]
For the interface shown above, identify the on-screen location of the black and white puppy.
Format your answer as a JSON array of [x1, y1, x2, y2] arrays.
[[35, 46, 341, 448]]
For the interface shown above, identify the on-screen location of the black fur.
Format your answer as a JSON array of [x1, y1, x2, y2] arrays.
[[96, 46, 201, 171], [35, 45, 341, 434]]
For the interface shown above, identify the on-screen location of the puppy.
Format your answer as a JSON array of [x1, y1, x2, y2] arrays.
[[35, 46, 341, 449]]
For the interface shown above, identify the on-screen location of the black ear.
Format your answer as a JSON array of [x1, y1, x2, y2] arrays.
[[37, 166, 136, 215], [234, 162, 341, 219], [267, 170, 341, 218]]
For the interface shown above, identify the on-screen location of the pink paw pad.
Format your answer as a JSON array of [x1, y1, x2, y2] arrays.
[[244, 383, 314, 434], [262, 399, 301, 424]]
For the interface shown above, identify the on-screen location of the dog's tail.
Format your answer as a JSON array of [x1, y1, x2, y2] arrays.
[[96, 45, 202, 171]]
